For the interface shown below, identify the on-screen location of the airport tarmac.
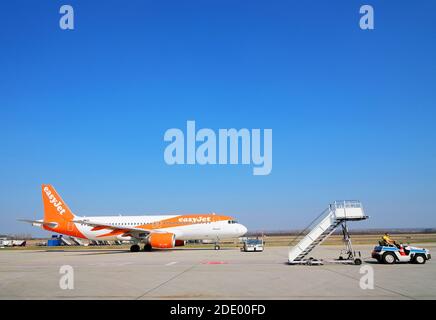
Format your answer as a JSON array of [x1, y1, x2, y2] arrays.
[[1, 244, 435, 299]]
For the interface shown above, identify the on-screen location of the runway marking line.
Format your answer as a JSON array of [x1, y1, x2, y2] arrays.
[[165, 261, 178, 266], [201, 261, 228, 265]]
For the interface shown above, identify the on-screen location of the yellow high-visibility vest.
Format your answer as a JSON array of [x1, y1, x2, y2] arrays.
[[383, 235, 394, 244]]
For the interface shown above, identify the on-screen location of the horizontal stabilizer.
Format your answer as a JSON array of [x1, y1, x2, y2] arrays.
[[18, 219, 58, 228]]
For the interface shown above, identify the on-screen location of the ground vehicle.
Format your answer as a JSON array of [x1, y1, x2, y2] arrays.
[[241, 238, 264, 252], [0, 239, 26, 247], [372, 244, 431, 264]]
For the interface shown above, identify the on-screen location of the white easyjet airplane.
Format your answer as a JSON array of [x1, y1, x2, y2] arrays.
[[20, 185, 248, 252]]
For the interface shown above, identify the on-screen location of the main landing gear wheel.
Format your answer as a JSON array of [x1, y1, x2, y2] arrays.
[[143, 243, 152, 252], [214, 245, 221, 250], [130, 244, 140, 252]]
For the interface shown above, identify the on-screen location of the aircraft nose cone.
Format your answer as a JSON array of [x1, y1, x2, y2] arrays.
[[239, 225, 248, 236]]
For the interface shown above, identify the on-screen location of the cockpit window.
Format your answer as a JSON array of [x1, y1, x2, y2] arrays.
[[228, 220, 238, 224]]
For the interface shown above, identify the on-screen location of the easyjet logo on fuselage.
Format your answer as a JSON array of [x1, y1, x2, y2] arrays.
[[44, 186, 66, 215], [178, 216, 212, 224]]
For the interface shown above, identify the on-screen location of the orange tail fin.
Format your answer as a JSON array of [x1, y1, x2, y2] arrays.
[[41, 185, 86, 238], [42, 184, 76, 223]]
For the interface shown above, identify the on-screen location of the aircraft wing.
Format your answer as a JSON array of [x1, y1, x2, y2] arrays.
[[72, 219, 165, 237]]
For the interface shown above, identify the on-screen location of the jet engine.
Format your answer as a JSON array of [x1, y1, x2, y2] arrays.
[[149, 233, 175, 248]]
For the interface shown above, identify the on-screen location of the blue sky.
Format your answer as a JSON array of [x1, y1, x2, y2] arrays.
[[1, 0, 436, 236]]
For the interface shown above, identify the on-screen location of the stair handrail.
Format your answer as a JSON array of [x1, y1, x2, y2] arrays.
[[288, 206, 333, 247]]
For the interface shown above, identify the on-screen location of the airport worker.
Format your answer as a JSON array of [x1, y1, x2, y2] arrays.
[[382, 233, 397, 246]]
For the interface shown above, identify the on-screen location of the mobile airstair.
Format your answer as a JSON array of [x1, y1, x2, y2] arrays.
[[69, 237, 85, 246], [60, 236, 73, 246], [288, 200, 368, 265]]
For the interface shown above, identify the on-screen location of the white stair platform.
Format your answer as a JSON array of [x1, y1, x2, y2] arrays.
[[288, 200, 368, 264]]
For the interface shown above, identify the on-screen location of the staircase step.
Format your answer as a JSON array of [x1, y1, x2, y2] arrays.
[[289, 215, 343, 261]]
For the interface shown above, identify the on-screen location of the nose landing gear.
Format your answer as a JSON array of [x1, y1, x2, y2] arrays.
[[214, 239, 221, 250]]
